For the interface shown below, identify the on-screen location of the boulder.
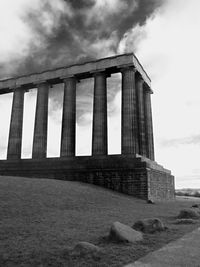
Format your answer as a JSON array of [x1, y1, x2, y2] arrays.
[[177, 209, 200, 219], [147, 199, 155, 204], [191, 204, 200, 208], [174, 218, 196, 224], [71, 242, 101, 256], [132, 218, 165, 233], [109, 221, 143, 243]]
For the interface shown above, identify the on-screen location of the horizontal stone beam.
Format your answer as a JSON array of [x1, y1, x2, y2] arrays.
[[0, 53, 151, 94]]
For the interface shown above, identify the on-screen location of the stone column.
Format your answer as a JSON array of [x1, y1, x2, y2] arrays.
[[92, 71, 108, 155], [32, 82, 49, 159], [60, 77, 76, 157], [121, 67, 138, 155], [144, 86, 155, 160], [136, 76, 147, 157], [7, 88, 25, 159]]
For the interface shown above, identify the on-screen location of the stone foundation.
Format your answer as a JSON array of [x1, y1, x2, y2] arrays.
[[0, 155, 174, 201]]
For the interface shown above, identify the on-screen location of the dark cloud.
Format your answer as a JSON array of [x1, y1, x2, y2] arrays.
[[161, 135, 200, 147], [0, 0, 165, 77], [66, 0, 94, 9], [0, 0, 165, 124]]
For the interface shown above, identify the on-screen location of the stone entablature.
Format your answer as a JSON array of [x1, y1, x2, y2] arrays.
[[0, 53, 150, 93]]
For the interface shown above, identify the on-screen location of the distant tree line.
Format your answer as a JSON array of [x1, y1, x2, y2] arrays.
[[176, 190, 200, 198]]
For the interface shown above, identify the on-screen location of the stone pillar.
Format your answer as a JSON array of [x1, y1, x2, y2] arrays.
[[60, 77, 76, 157], [92, 71, 108, 155], [136, 76, 147, 157], [144, 86, 155, 160], [32, 82, 49, 159], [7, 88, 25, 159], [121, 67, 138, 154]]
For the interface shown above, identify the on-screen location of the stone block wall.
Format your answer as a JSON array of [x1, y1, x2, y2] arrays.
[[0, 155, 175, 201], [147, 169, 175, 201]]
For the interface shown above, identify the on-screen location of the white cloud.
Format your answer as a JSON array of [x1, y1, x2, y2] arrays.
[[108, 90, 121, 154], [118, 0, 200, 187], [0, 0, 33, 63], [0, 0, 73, 73], [21, 90, 37, 158]]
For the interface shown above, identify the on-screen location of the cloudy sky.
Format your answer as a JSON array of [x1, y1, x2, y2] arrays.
[[0, 0, 200, 189]]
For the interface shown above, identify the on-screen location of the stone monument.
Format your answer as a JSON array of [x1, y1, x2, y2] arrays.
[[0, 53, 175, 201]]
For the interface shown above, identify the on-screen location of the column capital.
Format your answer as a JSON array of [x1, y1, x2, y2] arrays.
[[90, 68, 105, 74], [91, 70, 111, 79], [10, 86, 26, 92], [136, 75, 145, 86], [144, 83, 153, 94], [12, 86, 26, 92], [60, 75, 76, 81], [33, 80, 50, 87], [118, 64, 136, 73], [90, 69, 110, 78]]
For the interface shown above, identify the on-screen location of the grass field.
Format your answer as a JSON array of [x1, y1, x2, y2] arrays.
[[1, 176, 200, 267]]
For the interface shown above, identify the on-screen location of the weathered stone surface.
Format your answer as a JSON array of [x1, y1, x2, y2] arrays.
[[71, 242, 101, 256], [147, 168, 175, 201], [61, 77, 76, 157], [32, 82, 49, 159], [133, 218, 165, 233], [177, 209, 200, 219], [144, 88, 155, 160], [136, 76, 147, 157], [92, 72, 108, 155], [7, 89, 25, 159], [109, 221, 143, 243], [121, 67, 138, 155]]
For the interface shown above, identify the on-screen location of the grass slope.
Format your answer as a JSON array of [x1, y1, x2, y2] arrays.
[[1, 176, 200, 267]]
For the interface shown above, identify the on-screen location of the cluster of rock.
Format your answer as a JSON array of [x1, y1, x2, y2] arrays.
[[70, 241, 102, 256], [133, 218, 166, 233], [70, 218, 167, 256], [69, 203, 200, 258], [178, 208, 200, 219], [174, 205, 200, 224]]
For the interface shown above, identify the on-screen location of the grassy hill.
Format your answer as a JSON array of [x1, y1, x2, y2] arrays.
[[1, 176, 200, 267]]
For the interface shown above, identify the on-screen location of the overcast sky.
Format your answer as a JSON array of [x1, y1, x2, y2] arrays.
[[0, 0, 200, 189]]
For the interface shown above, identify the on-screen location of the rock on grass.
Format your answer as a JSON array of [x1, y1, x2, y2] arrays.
[[191, 204, 200, 208], [109, 221, 143, 243], [177, 209, 200, 219], [71, 242, 101, 256], [174, 219, 196, 224], [132, 218, 166, 233]]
